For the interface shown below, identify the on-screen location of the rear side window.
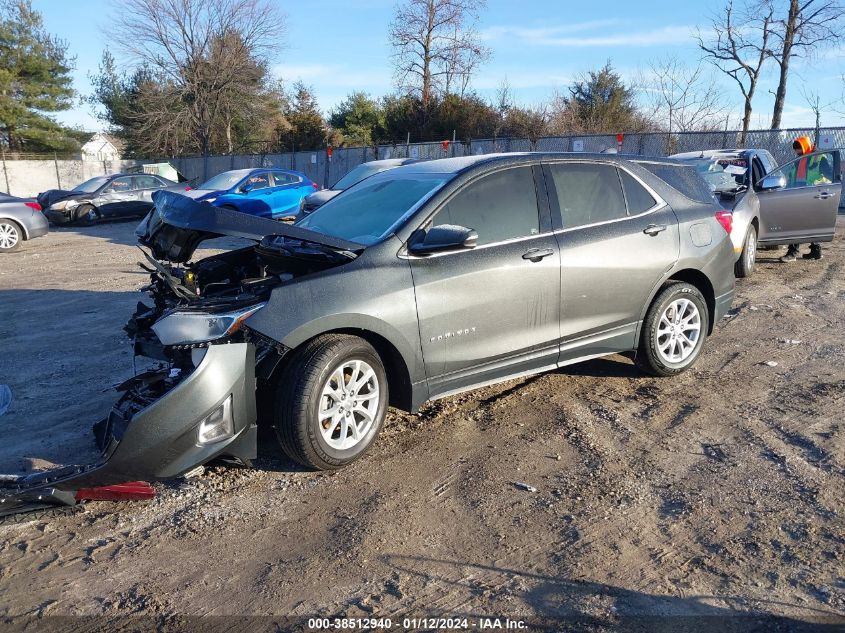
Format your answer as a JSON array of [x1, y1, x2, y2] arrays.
[[545, 163, 627, 229], [272, 171, 301, 185], [637, 163, 715, 204], [134, 175, 163, 189], [619, 170, 656, 214], [433, 166, 540, 245]]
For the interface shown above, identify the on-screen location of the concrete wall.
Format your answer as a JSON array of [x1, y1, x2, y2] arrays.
[[0, 159, 141, 198]]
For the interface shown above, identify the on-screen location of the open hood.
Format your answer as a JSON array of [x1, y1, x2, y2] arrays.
[[37, 189, 82, 208], [137, 190, 363, 263]]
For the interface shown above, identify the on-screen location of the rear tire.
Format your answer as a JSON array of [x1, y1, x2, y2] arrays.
[[0, 220, 22, 252], [734, 224, 757, 278], [636, 282, 709, 377], [274, 334, 388, 470]]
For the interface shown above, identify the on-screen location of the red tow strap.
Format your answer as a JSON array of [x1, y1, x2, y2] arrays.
[[75, 481, 156, 501]]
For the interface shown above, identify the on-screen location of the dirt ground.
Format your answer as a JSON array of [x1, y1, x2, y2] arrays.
[[0, 219, 843, 631]]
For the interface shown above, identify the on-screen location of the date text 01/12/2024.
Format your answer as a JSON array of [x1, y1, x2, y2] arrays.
[[307, 617, 528, 629]]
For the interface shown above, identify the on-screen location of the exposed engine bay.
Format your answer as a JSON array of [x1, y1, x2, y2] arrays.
[[129, 191, 362, 365]]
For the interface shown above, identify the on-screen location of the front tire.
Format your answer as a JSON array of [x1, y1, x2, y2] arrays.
[[734, 224, 757, 278], [75, 205, 98, 226], [636, 282, 709, 377], [0, 220, 22, 252], [274, 334, 388, 470]]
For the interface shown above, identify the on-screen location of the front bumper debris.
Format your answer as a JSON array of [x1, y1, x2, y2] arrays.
[[0, 343, 257, 521]]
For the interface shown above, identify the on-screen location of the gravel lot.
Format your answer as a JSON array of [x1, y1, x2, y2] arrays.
[[0, 219, 843, 630]]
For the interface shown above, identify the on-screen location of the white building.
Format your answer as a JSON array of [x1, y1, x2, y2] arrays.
[[80, 133, 125, 161]]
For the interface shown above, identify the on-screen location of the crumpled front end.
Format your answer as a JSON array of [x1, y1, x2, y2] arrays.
[[1, 192, 361, 520], [0, 343, 257, 519]]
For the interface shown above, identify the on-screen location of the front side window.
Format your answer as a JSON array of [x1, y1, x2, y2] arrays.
[[546, 163, 626, 229], [776, 152, 836, 189], [107, 176, 135, 192], [243, 172, 271, 190], [431, 166, 539, 246], [297, 172, 446, 245]]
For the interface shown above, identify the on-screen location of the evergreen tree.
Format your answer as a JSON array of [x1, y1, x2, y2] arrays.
[[329, 92, 386, 146], [0, 0, 76, 152], [287, 82, 326, 150], [561, 62, 652, 134]]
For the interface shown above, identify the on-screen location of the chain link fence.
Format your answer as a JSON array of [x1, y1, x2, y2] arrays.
[[5, 126, 844, 204], [163, 126, 845, 208]]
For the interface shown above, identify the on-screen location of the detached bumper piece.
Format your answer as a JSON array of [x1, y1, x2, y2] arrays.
[[0, 343, 257, 523]]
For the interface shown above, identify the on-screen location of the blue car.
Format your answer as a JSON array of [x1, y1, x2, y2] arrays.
[[184, 168, 318, 219]]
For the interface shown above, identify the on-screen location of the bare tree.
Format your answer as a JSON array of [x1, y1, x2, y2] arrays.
[[799, 83, 838, 145], [642, 56, 727, 133], [112, 0, 284, 169], [389, 0, 490, 107], [698, 0, 774, 143], [766, 0, 843, 129]]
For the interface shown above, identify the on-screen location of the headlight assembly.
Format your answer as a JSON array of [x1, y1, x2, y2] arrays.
[[152, 303, 265, 346], [51, 199, 78, 211]]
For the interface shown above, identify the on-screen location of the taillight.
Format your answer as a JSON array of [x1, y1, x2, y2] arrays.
[[184, 186, 192, 191], [24, 202, 42, 212], [715, 210, 732, 234], [312, 182, 319, 190]]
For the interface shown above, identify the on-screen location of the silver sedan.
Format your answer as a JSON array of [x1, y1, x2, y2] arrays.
[[0, 193, 50, 253]]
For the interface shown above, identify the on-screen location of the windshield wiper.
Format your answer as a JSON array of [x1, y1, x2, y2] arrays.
[[258, 235, 359, 260]]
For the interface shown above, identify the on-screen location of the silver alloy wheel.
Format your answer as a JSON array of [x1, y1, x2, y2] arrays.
[[318, 359, 380, 450], [745, 230, 756, 271], [0, 223, 19, 249], [656, 298, 701, 364]]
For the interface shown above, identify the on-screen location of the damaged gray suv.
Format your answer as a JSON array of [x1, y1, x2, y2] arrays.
[[115, 152, 735, 474], [3, 153, 736, 512]]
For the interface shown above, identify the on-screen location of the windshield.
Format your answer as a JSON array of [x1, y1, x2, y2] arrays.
[[692, 160, 738, 191], [198, 170, 251, 191], [73, 177, 110, 193], [332, 163, 394, 190], [297, 172, 447, 245]]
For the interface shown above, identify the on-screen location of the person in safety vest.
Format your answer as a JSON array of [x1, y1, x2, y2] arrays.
[[780, 136, 832, 262]]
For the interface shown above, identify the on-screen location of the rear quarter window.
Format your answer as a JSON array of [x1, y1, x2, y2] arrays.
[[635, 163, 715, 204]]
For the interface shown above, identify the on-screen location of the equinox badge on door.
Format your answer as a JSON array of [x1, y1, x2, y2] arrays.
[[430, 327, 477, 343]]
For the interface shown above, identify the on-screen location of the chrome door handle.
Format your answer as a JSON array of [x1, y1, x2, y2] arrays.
[[814, 191, 834, 199], [522, 248, 554, 262], [643, 224, 667, 236]]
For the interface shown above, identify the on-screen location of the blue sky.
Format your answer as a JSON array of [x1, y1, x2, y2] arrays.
[[33, 0, 845, 132]]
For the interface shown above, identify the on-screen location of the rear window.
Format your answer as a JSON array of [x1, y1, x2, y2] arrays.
[[635, 163, 715, 204]]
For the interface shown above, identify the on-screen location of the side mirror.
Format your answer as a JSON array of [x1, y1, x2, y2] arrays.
[[759, 173, 787, 191], [409, 224, 478, 255], [240, 182, 255, 194]]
